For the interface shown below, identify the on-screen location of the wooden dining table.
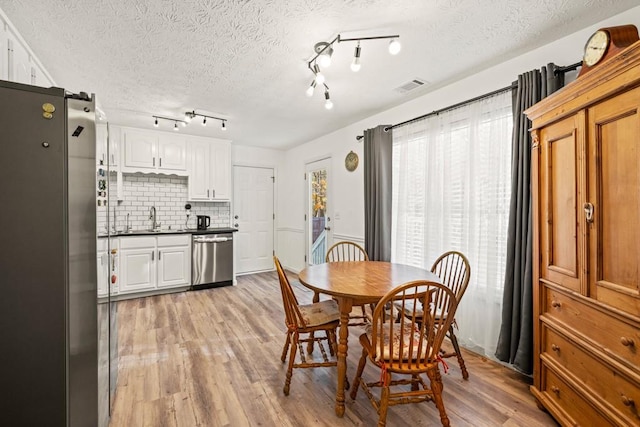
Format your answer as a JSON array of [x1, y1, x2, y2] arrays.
[[298, 261, 440, 417]]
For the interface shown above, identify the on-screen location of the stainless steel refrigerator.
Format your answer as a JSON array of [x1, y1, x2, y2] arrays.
[[0, 80, 100, 426]]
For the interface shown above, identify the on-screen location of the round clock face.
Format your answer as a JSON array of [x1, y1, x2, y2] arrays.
[[583, 30, 609, 67], [345, 151, 359, 172]]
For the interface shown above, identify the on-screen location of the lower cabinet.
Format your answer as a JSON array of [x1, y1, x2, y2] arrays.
[[119, 235, 191, 296], [97, 238, 119, 298]]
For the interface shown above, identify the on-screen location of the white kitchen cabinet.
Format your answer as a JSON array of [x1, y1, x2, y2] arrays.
[[119, 235, 190, 295], [30, 60, 52, 88], [0, 24, 7, 80], [119, 237, 156, 294], [7, 30, 30, 84], [96, 124, 120, 167], [97, 239, 119, 298], [188, 139, 231, 201], [122, 128, 187, 174], [157, 235, 191, 288]]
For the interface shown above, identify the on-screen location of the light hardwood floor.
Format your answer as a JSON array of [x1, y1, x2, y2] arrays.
[[109, 270, 559, 427]]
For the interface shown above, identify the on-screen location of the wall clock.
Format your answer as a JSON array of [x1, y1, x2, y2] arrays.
[[578, 25, 639, 77], [345, 151, 359, 172]]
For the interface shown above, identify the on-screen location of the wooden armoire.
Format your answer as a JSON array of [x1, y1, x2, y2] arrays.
[[525, 42, 640, 425]]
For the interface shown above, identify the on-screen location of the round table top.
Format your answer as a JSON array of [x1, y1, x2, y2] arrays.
[[298, 261, 440, 301]]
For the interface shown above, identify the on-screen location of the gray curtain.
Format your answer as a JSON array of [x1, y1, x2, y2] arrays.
[[495, 64, 564, 374], [364, 125, 393, 261]]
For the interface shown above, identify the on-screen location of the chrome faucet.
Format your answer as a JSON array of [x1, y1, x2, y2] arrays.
[[125, 213, 131, 233], [149, 206, 157, 230]]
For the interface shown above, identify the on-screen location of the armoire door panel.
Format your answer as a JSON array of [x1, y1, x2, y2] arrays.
[[588, 87, 640, 314], [539, 116, 584, 292]]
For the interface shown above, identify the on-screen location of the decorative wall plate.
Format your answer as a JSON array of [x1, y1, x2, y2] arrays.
[[345, 150, 359, 172]]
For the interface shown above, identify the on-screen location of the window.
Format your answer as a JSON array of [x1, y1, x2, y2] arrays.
[[392, 91, 512, 357]]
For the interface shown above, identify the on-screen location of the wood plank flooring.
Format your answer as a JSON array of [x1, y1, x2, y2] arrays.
[[109, 270, 559, 427]]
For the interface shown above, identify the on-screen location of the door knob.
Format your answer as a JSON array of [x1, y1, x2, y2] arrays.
[[324, 226, 331, 231]]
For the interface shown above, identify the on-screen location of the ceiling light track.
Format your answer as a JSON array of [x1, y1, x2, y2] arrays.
[[184, 110, 228, 131], [152, 115, 187, 131], [306, 33, 401, 109]]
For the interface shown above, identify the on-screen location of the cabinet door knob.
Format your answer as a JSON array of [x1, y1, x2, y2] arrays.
[[583, 202, 594, 223], [620, 337, 635, 347], [551, 344, 560, 353], [234, 223, 239, 228], [551, 300, 562, 308], [621, 395, 635, 407], [234, 215, 239, 219], [550, 385, 560, 395]]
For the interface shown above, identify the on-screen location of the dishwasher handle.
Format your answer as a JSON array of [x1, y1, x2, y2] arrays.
[[193, 235, 233, 243]]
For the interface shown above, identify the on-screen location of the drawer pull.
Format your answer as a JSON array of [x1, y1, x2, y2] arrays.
[[621, 395, 634, 407], [551, 300, 562, 308], [551, 344, 560, 353], [620, 337, 635, 347], [550, 385, 560, 395]]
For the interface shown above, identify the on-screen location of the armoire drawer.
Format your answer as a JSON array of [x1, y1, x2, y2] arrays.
[[541, 365, 611, 427], [542, 326, 640, 426], [542, 286, 640, 370]]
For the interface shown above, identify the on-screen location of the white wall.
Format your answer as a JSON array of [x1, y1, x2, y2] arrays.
[[276, 6, 640, 272]]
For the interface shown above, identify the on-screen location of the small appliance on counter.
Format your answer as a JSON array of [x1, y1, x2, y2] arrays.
[[197, 215, 210, 230]]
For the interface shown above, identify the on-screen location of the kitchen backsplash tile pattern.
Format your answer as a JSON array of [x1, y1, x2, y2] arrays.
[[97, 173, 230, 233]]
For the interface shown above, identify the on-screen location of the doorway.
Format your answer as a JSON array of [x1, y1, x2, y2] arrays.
[[233, 165, 275, 274], [305, 158, 332, 265]]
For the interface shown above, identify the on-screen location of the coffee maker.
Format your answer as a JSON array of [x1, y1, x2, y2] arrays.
[[196, 215, 210, 230]]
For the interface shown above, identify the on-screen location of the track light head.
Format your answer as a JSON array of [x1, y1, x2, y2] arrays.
[[173, 122, 179, 131], [388, 38, 401, 55], [184, 111, 193, 123], [221, 121, 227, 131], [351, 43, 362, 72], [306, 80, 317, 97], [202, 117, 207, 126], [315, 42, 333, 68], [154, 117, 158, 127], [324, 90, 333, 110]]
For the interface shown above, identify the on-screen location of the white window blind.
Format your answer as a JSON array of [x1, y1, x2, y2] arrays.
[[392, 90, 512, 357]]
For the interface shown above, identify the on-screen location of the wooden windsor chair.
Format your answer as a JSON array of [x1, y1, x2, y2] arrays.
[[325, 241, 372, 327], [274, 256, 340, 395], [351, 280, 459, 426], [396, 251, 471, 379]]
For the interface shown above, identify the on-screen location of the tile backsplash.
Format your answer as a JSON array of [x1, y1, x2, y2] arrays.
[[97, 173, 230, 233]]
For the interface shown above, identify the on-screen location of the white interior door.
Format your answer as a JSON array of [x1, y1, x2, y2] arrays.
[[305, 158, 332, 265], [233, 166, 274, 274]]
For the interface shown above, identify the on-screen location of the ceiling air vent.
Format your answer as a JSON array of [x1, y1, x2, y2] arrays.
[[394, 78, 428, 94]]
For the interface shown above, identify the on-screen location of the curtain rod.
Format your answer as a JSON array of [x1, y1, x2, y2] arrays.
[[355, 83, 513, 140], [356, 60, 580, 140]]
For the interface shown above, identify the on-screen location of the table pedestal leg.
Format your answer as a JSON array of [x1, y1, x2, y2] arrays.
[[335, 298, 352, 417]]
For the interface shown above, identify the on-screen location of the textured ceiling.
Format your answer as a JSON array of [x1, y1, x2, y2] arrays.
[[1, 0, 638, 148]]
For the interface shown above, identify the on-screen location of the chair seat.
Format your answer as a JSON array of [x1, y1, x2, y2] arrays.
[[299, 299, 340, 327], [364, 322, 431, 362], [395, 300, 447, 319]]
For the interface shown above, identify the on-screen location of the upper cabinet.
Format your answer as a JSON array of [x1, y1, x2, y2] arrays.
[[188, 138, 231, 201], [1, 23, 54, 87], [6, 30, 30, 85], [96, 124, 120, 167], [121, 128, 187, 175]]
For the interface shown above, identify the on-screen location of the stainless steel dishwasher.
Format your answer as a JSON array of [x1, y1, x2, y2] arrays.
[[192, 233, 233, 289]]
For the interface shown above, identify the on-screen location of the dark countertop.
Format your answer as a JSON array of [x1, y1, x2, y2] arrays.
[[98, 228, 238, 238]]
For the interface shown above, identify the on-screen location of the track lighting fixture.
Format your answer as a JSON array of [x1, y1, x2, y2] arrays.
[[306, 33, 400, 108], [388, 38, 401, 55], [315, 42, 333, 68], [312, 64, 325, 85], [324, 90, 333, 110], [306, 80, 317, 97], [351, 42, 361, 72], [152, 115, 186, 130], [184, 110, 229, 131]]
